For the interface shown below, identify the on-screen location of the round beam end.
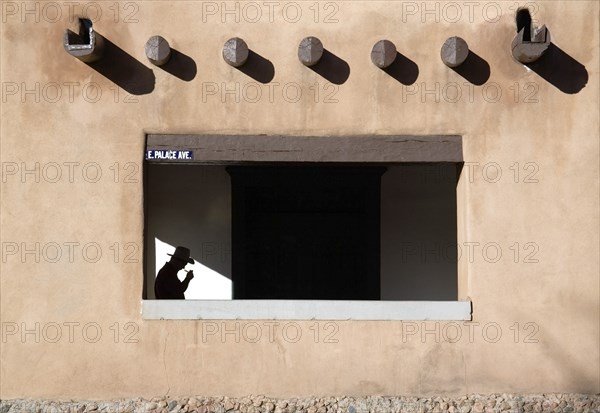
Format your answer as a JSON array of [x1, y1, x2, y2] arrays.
[[441, 36, 469, 68], [223, 37, 249, 67], [371, 40, 397, 69], [145, 35, 172, 66], [298, 36, 324, 67]]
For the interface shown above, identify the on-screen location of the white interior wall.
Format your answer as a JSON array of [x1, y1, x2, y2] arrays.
[[145, 164, 232, 299], [380, 164, 458, 300]]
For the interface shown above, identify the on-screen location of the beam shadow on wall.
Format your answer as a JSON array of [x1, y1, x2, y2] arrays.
[[87, 34, 155, 95], [450, 50, 490, 86], [161, 48, 197, 82], [382, 52, 419, 85], [526, 43, 588, 94], [309, 49, 351, 85], [236, 50, 275, 84]]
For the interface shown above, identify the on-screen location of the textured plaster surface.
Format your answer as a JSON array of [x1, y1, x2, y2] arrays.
[[0, 0, 598, 399]]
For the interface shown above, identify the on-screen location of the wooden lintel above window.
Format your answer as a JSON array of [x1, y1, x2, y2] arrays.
[[145, 134, 463, 164]]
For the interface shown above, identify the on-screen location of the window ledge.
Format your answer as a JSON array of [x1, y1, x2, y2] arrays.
[[142, 300, 472, 321]]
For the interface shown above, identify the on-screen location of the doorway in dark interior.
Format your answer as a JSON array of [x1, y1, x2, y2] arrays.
[[227, 166, 386, 300]]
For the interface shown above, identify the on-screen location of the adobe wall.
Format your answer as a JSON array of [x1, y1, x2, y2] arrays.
[[0, 0, 598, 399]]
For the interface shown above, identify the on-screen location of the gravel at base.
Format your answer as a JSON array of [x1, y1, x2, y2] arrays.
[[1, 394, 599, 413]]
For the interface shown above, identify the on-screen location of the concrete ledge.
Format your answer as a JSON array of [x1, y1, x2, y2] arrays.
[[142, 300, 472, 320]]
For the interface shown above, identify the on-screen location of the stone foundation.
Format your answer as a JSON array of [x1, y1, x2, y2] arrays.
[[1, 394, 599, 413]]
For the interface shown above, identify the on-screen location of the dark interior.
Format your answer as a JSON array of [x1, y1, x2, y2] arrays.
[[227, 166, 386, 300]]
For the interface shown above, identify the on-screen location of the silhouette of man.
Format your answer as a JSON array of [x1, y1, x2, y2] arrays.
[[154, 246, 195, 299]]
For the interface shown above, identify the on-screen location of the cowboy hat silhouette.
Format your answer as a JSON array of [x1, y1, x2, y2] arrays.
[[168, 246, 195, 264]]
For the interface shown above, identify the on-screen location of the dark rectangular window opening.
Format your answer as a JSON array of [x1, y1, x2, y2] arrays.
[[227, 166, 385, 300], [144, 163, 460, 301], [143, 135, 462, 302]]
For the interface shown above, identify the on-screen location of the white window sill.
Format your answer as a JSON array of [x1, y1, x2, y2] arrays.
[[142, 300, 472, 320]]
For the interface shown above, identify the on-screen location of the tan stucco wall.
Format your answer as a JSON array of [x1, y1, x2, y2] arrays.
[[1, 0, 598, 399]]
